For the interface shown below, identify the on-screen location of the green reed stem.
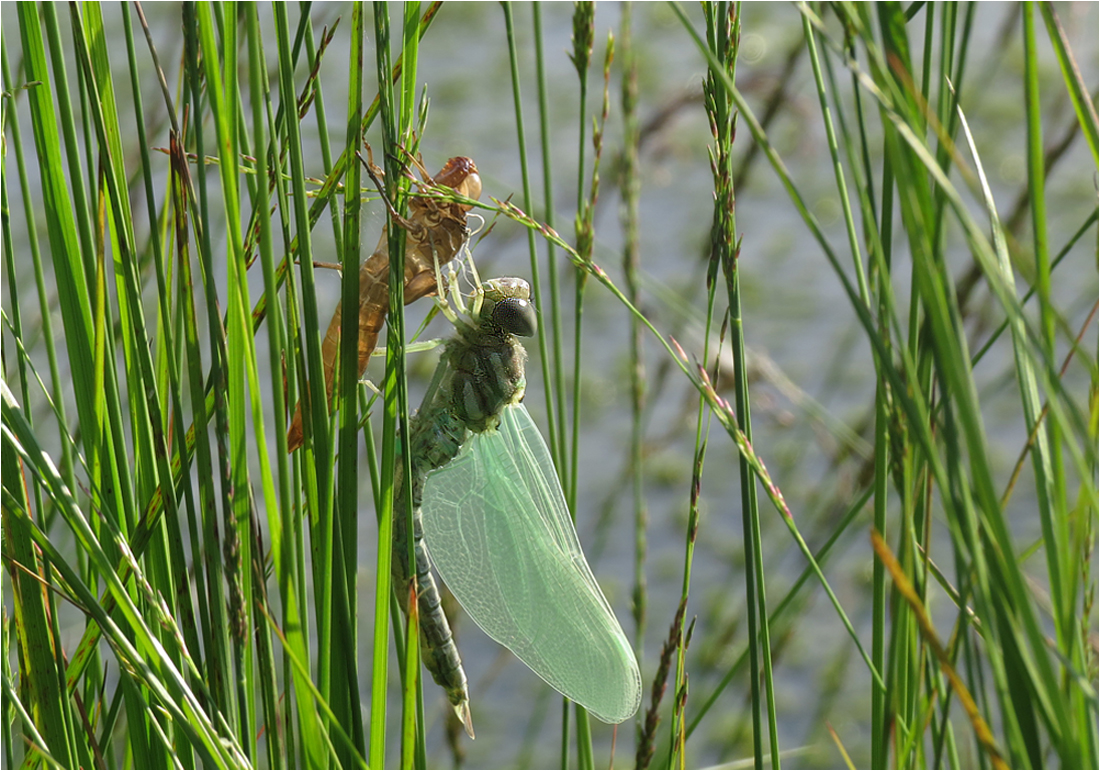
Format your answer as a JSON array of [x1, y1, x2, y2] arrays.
[[618, 3, 648, 757], [532, 4, 567, 494]]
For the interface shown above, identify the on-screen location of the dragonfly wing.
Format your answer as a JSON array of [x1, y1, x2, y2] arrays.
[[420, 404, 642, 724]]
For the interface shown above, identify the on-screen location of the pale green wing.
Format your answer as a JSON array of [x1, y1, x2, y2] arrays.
[[420, 404, 642, 724]]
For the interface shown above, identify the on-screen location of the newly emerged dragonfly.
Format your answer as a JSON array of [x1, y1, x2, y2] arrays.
[[393, 271, 642, 738], [287, 156, 481, 451]]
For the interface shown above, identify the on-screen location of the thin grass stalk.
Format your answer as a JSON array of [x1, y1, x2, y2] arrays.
[[806, 15, 895, 768], [973, 208, 1099, 367], [218, 83, 277, 764], [326, 2, 367, 764], [1037, 3, 1099, 166], [39, 4, 97, 286], [368, 5, 397, 762], [874, 25, 931, 765], [359, 381, 417, 762], [244, 6, 291, 763], [128, 18, 257, 683], [408, 15, 433, 771], [705, 2, 781, 768], [249, 7, 283, 769], [617, 1, 648, 759], [584, 27, 616, 762], [370, 1, 419, 762], [262, 596, 368, 765], [74, 1, 150, 566], [1024, 0, 1073, 658], [868, 186, 893, 763], [401, 581, 422, 768], [271, 4, 336, 765], [669, 61, 723, 771], [927, 35, 973, 716], [818, 15, 893, 768], [209, 50, 292, 738], [264, 88, 313, 770], [296, 11, 346, 261], [194, 3, 254, 747], [863, 15, 907, 765], [185, 3, 239, 738], [531, 4, 565, 483], [69, 39, 151, 757], [271, 121, 309, 771], [250, 15, 321, 762], [212, 7, 262, 755], [396, 1, 428, 762], [169, 74, 223, 765], [567, 2, 594, 528], [568, 5, 601, 765], [802, 8, 908, 767], [802, 16, 869, 301], [501, 3, 558, 512], [0, 108, 35, 727], [908, 44, 1017, 756]]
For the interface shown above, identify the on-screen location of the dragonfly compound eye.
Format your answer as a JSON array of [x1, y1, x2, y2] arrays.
[[491, 298, 537, 338]]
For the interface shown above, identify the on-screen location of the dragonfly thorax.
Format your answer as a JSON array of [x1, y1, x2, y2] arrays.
[[446, 324, 527, 433]]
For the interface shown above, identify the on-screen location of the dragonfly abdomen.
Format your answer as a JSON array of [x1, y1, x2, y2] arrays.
[[393, 408, 472, 732], [391, 502, 470, 717]]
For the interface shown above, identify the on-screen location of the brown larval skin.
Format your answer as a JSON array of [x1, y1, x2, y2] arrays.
[[287, 157, 482, 451]]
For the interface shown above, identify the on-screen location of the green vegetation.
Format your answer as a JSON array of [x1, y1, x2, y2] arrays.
[[3, 2, 1096, 769]]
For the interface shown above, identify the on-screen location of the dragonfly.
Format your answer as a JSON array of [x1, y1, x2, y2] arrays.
[[287, 156, 482, 451], [393, 270, 642, 738]]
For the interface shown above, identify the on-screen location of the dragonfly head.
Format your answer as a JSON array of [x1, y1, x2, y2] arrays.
[[479, 277, 537, 338], [490, 296, 537, 338]]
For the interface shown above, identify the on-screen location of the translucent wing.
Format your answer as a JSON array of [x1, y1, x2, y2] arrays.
[[420, 404, 642, 724]]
